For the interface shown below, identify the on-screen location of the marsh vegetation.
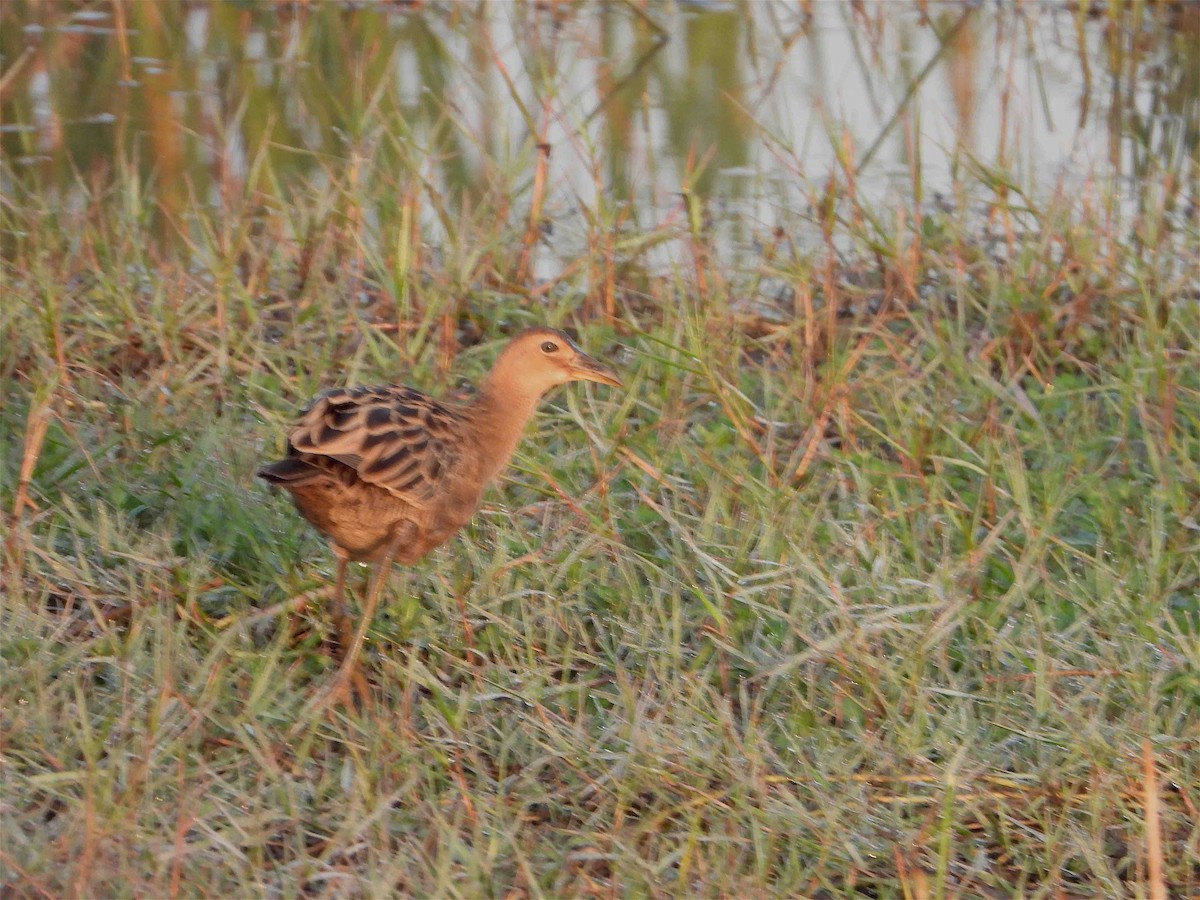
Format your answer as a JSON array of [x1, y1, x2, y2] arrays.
[[2, 2, 1198, 895]]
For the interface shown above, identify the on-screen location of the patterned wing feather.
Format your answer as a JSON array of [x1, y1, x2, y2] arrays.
[[288, 385, 463, 506]]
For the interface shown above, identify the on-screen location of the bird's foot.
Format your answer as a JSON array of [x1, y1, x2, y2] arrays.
[[334, 657, 373, 703], [305, 658, 373, 717], [319, 611, 355, 660]]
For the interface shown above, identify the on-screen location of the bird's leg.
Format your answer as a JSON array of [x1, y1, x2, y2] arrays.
[[328, 548, 353, 658], [336, 552, 395, 683], [324, 530, 407, 706], [449, 575, 476, 658]]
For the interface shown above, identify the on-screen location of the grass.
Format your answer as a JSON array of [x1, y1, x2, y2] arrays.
[[3, 4, 1200, 897]]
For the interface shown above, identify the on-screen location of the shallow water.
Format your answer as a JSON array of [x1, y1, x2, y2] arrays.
[[2, 1, 1196, 268]]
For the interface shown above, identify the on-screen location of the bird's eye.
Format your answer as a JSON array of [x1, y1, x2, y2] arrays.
[[540, 341, 558, 353]]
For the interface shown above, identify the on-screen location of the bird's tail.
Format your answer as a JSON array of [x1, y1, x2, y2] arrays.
[[256, 457, 318, 484]]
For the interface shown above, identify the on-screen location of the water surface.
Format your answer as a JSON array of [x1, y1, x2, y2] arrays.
[[2, 2, 1196, 271]]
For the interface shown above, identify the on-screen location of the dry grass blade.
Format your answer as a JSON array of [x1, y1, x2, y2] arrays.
[[1142, 739, 1166, 900], [4, 394, 53, 578]]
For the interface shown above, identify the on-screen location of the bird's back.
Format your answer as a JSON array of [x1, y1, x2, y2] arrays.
[[258, 384, 486, 563]]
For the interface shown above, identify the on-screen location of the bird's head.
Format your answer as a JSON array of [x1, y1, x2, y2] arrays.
[[487, 327, 622, 399]]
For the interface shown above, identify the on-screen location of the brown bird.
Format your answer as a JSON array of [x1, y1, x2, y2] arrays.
[[258, 326, 622, 698]]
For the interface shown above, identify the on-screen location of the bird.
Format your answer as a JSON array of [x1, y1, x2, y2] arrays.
[[258, 326, 622, 700]]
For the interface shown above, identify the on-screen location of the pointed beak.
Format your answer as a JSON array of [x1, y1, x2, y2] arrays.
[[569, 351, 623, 388]]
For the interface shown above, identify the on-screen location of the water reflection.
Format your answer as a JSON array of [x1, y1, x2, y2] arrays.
[[1, 1, 1196, 259]]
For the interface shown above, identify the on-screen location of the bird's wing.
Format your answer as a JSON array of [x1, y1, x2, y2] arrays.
[[287, 385, 463, 506]]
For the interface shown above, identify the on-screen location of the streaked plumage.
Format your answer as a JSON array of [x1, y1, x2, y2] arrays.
[[258, 326, 621, 700], [260, 385, 479, 565]]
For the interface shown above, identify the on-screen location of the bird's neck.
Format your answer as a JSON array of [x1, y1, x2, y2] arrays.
[[469, 379, 546, 484]]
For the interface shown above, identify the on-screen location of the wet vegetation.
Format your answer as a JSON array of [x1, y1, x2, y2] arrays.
[[2, 2, 1198, 896]]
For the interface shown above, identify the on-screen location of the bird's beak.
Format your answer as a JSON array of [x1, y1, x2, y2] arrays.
[[569, 352, 623, 388]]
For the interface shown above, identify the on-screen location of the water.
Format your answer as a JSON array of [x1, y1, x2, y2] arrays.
[[2, 1, 1196, 270]]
